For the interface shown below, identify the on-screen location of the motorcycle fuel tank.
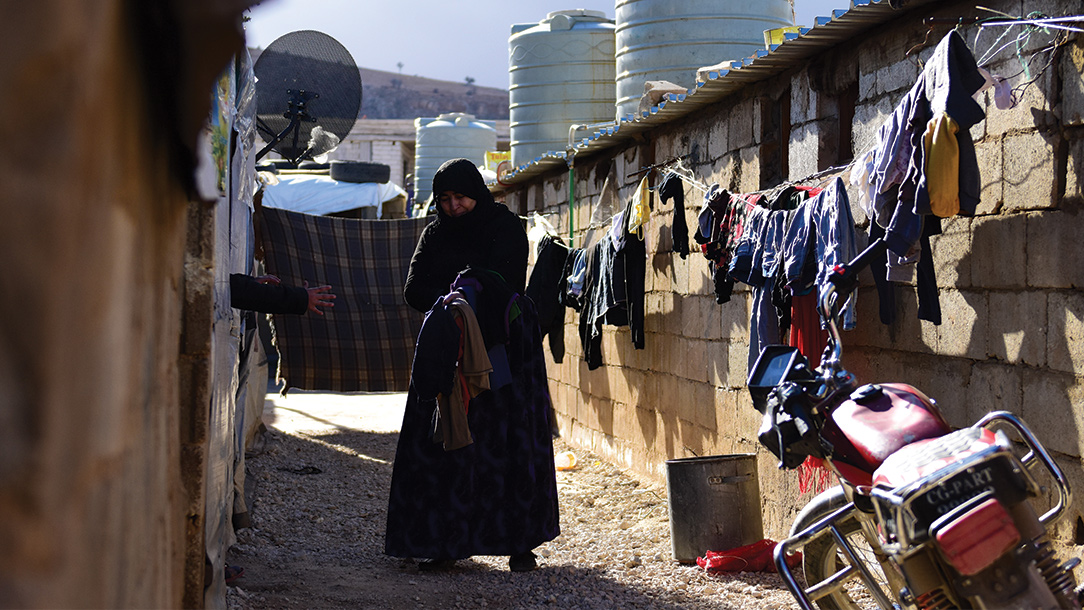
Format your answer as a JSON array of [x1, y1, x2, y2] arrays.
[[821, 383, 951, 481]]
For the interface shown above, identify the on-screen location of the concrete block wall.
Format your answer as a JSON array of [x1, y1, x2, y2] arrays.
[[502, 0, 1084, 545]]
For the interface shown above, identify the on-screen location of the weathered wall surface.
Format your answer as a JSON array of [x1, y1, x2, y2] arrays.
[[0, 5, 190, 607], [503, 0, 1084, 547], [0, 2, 250, 608]]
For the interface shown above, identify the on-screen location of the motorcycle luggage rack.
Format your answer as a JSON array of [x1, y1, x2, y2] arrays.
[[774, 502, 897, 610], [975, 411, 1072, 526]]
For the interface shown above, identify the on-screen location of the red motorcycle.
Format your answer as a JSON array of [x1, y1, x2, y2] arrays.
[[749, 239, 1082, 610]]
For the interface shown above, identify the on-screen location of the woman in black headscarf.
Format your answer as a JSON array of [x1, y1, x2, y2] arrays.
[[403, 158, 528, 312], [385, 159, 559, 573]]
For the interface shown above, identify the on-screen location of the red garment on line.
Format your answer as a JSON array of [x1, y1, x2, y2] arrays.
[[789, 292, 828, 369]]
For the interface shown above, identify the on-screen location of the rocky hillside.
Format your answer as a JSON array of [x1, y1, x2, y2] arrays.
[[248, 47, 509, 121], [357, 67, 509, 121]]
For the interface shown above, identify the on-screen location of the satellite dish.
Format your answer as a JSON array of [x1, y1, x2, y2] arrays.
[[254, 30, 362, 165]]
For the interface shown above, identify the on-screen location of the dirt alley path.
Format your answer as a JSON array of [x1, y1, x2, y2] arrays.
[[225, 391, 797, 610]]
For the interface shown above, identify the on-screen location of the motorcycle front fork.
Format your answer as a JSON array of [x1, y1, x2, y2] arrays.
[[775, 497, 904, 610]]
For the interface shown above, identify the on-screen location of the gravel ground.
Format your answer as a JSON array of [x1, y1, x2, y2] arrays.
[[227, 419, 800, 610]]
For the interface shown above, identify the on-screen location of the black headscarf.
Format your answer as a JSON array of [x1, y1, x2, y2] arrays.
[[431, 158, 496, 228]]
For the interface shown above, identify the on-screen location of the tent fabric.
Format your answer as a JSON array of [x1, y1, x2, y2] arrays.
[[261, 173, 408, 216], [259, 207, 430, 392]]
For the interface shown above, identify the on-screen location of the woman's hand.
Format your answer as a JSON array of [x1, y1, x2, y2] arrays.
[[304, 281, 336, 315]]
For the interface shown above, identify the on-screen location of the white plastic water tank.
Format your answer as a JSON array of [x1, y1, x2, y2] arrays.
[[508, 9, 616, 169], [615, 0, 794, 120], [413, 113, 497, 207]]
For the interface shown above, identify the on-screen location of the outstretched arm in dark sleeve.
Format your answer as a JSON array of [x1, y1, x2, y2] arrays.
[[230, 274, 334, 315]]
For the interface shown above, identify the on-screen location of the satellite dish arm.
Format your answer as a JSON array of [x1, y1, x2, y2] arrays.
[[255, 114, 302, 162], [255, 89, 318, 163]]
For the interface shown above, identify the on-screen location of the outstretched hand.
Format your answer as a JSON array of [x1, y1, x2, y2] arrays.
[[304, 281, 336, 315]]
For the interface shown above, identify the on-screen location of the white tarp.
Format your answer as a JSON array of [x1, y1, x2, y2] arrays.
[[260, 173, 407, 215]]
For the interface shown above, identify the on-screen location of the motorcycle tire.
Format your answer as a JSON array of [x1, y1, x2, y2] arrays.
[[791, 487, 894, 610]]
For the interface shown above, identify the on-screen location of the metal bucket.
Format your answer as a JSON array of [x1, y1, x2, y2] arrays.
[[665, 454, 764, 563]]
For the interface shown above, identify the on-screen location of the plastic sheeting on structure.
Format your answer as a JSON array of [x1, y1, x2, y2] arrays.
[[261, 173, 407, 216]]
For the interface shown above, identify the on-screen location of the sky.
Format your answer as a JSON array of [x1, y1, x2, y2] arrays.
[[244, 0, 849, 90]]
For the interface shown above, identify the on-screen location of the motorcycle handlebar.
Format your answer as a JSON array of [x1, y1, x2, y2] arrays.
[[827, 238, 887, 299], [818, 238, 887, 372]]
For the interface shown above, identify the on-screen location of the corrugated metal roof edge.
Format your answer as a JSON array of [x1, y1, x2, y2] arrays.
[[493, 0, 935, 191]]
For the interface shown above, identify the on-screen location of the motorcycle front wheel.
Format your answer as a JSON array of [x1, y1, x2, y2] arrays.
[[791, 487, 898, 610]]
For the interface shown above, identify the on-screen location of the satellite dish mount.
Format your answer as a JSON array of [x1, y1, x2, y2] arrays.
[[256, 88, 320, 164]]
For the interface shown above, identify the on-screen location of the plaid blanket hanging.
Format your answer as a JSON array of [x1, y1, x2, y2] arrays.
[[259, 207, 430, 392]]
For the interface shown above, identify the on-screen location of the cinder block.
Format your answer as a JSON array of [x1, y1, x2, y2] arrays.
[[752, 99, 763, 147], [702, 297, 723, 341], [607, 364, 628, 405], [852, 96, 894, 155], [849, 288, 892, 348], [679, 295, 705, 338], [647, 332, 669, 376], [875, 60, 919, 96], [728, 338, 753, 389], [689, 256, 711, 296], [857, 348, 907, 387], [710, 152, 737, 188], [611, 400, 635, 441], [708, 339, 729, 387], [643, 291, 663, 334], [889, 287, 937, 355], [708, 115, 729, 160], [677, 416, 706, 459], [730, 98, 756, 149], [933, 216, 973, 288], [738, 146, 761, 193], [791, 71, 816, 125], [1046, 291, 1084, 375], [909, 356, 972, 429], [971, 214, 1027, 288], [1064, 40, 1084, 127], [1068, 138, 1084, 206], [714, 387, 740, 428], [622, 367, 645, 407], [858, 66, 877, 102], [986, 60, 1057, 137], [654, 130, 678, 164], [720, 292, 750, 341], [1027, 209, 1084, 289], [733, 389, 762, 442], [692, 378, 716, 429], [788, 122, 820, 180], [856, 43, 882, 100], [693, 339, 713, 384], [972, 140, 1003, 215], [1003, 133, 1061, 212], [672, 254, 690, 295], [967, 361, 1024, 424], [596, 395, 615, 435], [1022, 369, 1084, 457], [937, 289, 987, 360], [988, 291, 1048, 366]]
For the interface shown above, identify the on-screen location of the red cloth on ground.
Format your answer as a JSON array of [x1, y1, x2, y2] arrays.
[[696, 539, 802, 573]]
